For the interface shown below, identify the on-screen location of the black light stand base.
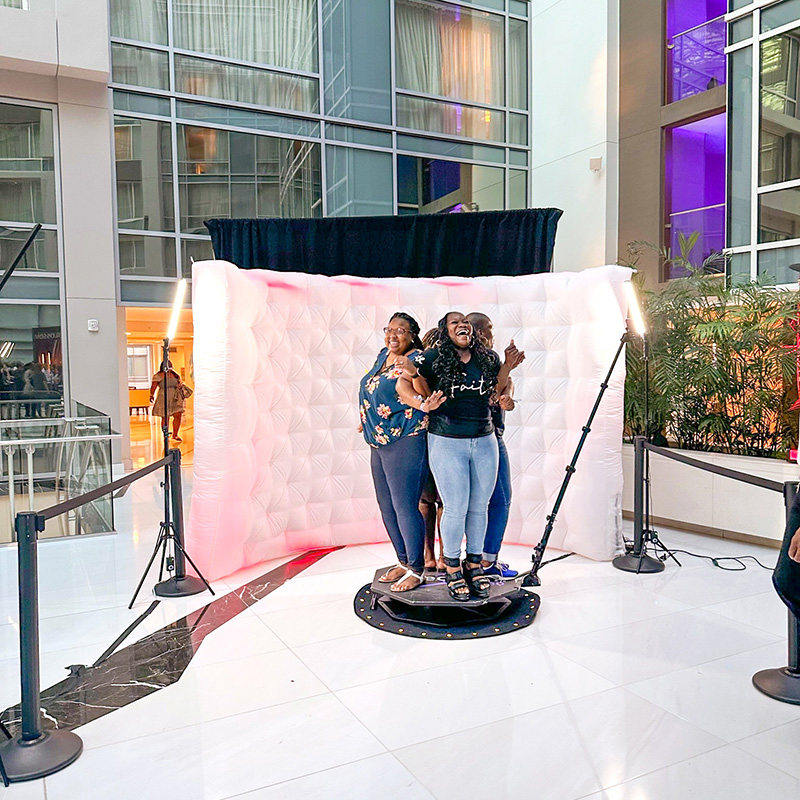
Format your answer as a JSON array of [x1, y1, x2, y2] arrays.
[[154, 575, 207, 598], [0, 730, 82, 782], [752, 668, 800, 705], [612, 552, 665, 574]]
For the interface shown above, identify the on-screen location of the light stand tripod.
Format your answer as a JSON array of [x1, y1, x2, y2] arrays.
[[613, 333, 679, 573], [522, 329, 635, 587], [129, 286, 213, 607]]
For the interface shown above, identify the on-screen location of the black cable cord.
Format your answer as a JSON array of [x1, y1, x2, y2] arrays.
[[539, 552, 575, 568]]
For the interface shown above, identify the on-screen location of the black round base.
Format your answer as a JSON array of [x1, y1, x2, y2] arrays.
[[752, 667, 800, 705], [353, 583, 540, 640], [154, 575, 207, 598], [0, 730, 82, 782], [612, 552, 665, 574]]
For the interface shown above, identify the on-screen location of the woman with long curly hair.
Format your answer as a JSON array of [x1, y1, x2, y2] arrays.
[[398, 312, 516, 601], [359, 312, 445, 592]]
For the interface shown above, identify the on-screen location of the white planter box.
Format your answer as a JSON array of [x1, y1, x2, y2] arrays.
[[622, 443, 799, 547]]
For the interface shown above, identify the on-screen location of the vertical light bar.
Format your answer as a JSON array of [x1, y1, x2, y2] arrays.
[[624, 281, 647, 336], [167, 278, 187, 342]]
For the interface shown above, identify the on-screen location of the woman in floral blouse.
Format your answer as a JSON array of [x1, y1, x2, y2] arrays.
[[359, 312, 444, 591]]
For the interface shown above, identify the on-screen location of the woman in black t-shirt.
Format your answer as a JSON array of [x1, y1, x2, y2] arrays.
[[398, 312, 511, 601]]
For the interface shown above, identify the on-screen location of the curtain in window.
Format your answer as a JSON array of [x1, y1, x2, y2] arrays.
[[173, 0, 318, 72], [110, 0, 168, 45], [395, 0, 504, 106]]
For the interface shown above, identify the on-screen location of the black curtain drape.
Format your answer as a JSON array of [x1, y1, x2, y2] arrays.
[[205, 208, 562, 278]]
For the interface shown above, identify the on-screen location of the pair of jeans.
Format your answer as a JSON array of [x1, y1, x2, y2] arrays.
[[483, 435, 511, 562], [370, 433, 428, 573], [428, 432, 499, 561]]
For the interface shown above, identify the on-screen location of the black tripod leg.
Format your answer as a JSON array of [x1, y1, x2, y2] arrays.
[[0, 753, 9, 788], [0, 720, 10, 739], [172, 537, 215, 595], [128, 526, 168, 609]]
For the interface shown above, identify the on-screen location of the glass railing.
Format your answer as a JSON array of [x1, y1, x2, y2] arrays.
[[667, 17, 726, 103], [0, 409, 119, 544], [665, 204, 726, 278]]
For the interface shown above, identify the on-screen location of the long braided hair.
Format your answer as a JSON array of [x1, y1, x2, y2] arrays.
[[431, 313, 499, 397], [389, 312, 423, 351]]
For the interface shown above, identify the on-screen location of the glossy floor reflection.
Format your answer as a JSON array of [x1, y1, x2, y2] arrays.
[[0, 471, 798, 799]]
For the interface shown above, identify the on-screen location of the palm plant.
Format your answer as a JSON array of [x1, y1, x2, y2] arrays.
[[623, 234, 800, 458]]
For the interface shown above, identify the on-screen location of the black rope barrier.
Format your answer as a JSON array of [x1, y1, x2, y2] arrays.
[[39, 454, 172, 522], [0, 451, 183, 784], [643, 442, 784, 493]]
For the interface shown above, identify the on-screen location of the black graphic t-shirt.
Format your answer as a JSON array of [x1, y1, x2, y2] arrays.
[[416, 347, 498, 438]]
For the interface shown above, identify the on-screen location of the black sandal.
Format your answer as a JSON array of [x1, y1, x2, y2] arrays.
[[462, 561, 490, 599], [444, 569, 471, 602]]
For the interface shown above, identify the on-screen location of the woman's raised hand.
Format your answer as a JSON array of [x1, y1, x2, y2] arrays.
[[504, 339, 526, 371], [421, 390, 446, 412]]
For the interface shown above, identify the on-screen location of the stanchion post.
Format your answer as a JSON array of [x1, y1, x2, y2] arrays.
[[752, 481, 800, 704], [0, 512, 82, 782]]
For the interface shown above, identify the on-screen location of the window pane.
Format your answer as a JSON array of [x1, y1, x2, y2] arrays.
[[509, 148, 528, 166], [759, 186, 800, 242], [110, 0, 167, 46], [177, 125, 322, 233], [173, 0, 318, 72], [758, 243, 800, 283], [397, 95, 505, 142], [728, 46, 752, 246], [664, 113, 726, 271], [509, 168, 527, 209], [509, 19, 528, 110], [111, 43, 169, 91], [395, 0, 505, 106], [730, 16, 752, 44], [667, 18, 726, 102], [762, 0, 800, 33], [728, 251, 751, 285], [177, 100, 319, 138], [397, 134, 505, 163], [114, 117, 174, 231], [509, 0, 528, 15], [118, 233, 176, 276], [509, 113, 527, 146], [761, 29, 800, 186], [396, 155, 503, 213], [0, 1, 25, 8], [0, 227, 58, 273], [181, 238, 215, 277], [113, 90, 171, 117], [0, 103, 56, 224], [326, 124, 392, 148], [175, 54, 319, 114], [326, 146, 393, 216], [0, 304, 63, 413], [322, 0, 392, 124]]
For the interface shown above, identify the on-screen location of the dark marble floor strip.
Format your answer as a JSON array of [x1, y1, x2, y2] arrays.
[[0, 547, 341, 735]]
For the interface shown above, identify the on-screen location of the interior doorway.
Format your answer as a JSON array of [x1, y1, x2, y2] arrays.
[[124, 307, 194, 468]]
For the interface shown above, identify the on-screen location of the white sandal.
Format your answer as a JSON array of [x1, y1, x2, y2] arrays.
[[378, 564, 407, 583], [390, 569, 424, 593]]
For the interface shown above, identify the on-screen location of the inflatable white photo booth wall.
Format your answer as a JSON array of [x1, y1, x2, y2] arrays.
[[188, 262, 631, 581]]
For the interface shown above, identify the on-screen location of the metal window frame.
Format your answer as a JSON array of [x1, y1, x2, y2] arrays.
[[108, 0, 533, 304]]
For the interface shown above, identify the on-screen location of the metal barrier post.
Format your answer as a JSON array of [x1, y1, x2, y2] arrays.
[[0, 512, 82, 782], [153, 448, 209, 598], [752, 481, 800, 704], [613, 436, 665, 573]]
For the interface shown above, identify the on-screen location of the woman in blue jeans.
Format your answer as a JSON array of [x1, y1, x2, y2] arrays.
[[359, 313, 445, 592], [399, 312, 515, 601]]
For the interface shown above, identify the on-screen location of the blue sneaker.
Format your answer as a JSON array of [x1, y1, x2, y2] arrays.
[[482, 561, 518, 579]]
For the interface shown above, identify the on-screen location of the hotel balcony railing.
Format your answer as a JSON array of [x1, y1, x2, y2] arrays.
[[667, 17, 727, 104]]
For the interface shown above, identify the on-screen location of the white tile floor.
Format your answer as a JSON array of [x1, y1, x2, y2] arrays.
[[0, 470, 799, 799]]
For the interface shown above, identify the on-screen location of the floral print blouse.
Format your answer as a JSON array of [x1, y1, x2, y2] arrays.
[[359, 348, 428, 448]]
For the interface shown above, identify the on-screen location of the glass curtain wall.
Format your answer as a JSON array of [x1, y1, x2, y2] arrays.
[[109, 0, 531, 302], [0, 101, 64, 414], [727, 1, 800, 283]]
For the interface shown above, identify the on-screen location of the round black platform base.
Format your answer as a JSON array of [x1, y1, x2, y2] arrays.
[[154, 575, 207, 598], [353, 583, 540, 640], [0, 730, 82, 782], [612, 552, 665, 574], [752, 667, 800, 705]]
